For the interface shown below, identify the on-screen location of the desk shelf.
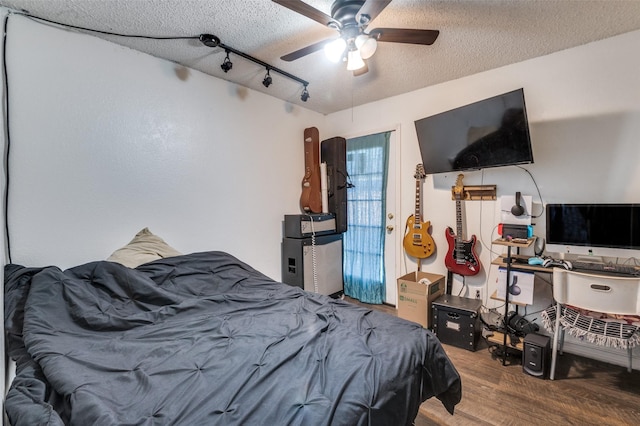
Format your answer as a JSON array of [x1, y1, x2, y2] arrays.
[[491, 255, 551, 274], [493, 238, 535, 249]]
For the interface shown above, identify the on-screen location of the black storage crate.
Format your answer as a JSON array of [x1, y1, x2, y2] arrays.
[[432, 295, 482, 351]]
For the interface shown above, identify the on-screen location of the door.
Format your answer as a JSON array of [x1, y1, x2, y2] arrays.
[[384, 130, 398, 305], [343, 130, 399, 305]]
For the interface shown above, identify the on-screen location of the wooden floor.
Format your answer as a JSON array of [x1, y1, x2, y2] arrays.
[[344, 297, 640, 426]]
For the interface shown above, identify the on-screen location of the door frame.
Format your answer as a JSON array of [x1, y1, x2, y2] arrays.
[[341, 124, 402, 306]]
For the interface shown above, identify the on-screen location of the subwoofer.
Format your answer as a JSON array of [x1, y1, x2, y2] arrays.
[[523, 333, 550, 378]]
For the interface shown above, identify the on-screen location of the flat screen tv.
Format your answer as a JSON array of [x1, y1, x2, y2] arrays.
[[546, 204, 640, 250], [414, 89, 534, 174]]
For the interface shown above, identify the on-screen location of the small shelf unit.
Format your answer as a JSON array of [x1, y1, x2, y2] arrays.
[[492, 238, 535, 364]]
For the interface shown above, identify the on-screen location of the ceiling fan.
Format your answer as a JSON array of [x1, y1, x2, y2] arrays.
[[273, 0, 439, 75]]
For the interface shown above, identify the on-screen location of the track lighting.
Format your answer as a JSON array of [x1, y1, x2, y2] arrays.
[[300, 86, 310, 102], [199, 34, 309, 103], [262, 68, 273, 87], [220, 50, 233, 73]]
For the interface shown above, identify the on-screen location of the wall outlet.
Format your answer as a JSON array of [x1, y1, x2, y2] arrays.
[[473, 287, 485, 302]]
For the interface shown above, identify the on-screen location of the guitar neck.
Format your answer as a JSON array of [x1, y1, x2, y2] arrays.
[[413, 179, 421, 225], [455, 196, 465, 255]]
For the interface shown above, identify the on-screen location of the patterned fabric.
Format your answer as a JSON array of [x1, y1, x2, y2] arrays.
[[542, 305, 640, 350], [565, 305, 640, 326]]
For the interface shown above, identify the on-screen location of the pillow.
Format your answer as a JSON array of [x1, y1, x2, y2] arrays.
[[107, 227, 182, 268]]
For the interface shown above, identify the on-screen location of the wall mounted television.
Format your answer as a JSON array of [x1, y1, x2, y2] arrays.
[[414, 88, 534, 174], [546, 204, 640, 251]]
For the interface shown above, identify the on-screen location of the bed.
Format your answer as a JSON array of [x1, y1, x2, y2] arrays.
[[4, 230, 461, 425]]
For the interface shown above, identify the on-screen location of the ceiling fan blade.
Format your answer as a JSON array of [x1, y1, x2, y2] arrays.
[[272, 0, 334, 27], [280, 38, 332, 62], [356, 0, 392, 25], [369, 28, 440, 45]]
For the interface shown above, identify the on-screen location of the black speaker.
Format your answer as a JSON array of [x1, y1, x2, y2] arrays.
[[523, 333, 550, 378], [281, 234, 344, 297]]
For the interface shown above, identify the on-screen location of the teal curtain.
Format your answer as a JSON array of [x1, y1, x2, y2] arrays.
[[343, 132, 390, 304]]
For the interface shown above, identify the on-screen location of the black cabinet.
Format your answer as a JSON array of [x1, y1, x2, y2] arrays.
[[432, 295, 482, 351]]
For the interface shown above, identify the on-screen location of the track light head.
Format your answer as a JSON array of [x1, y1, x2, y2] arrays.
[[221, 51, 233, 73], [221, 60, 232, 73], [300, 86, 310, 102], [262, 69, 273, 87]]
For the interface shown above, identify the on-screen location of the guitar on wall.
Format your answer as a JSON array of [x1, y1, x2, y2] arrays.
[[403, 164, 436, 260], [300, 127, 323, 213], [445, 174, 481, 276]]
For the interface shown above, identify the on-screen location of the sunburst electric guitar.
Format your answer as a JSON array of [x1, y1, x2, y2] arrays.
[[403, 164, 436, 259], [445, 174, 481, 276]]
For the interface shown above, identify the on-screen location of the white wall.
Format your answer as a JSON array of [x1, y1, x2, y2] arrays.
[[0, 11, 328, 411], [2, 13, 325, 278], [326, 29, 640, 368]]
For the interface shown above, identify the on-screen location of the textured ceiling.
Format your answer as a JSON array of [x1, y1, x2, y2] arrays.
[[2, 0, 640, 115]]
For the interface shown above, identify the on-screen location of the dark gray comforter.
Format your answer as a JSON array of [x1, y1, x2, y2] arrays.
[[4, 251, 461, 425]]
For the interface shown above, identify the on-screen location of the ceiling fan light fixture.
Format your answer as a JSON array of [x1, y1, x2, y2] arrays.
[[358, 36, 377, 59], [273, 0, 440, 78], [346, 49, 365, 71], [324, 38, 347, 63], [354, 34, 367, 49]]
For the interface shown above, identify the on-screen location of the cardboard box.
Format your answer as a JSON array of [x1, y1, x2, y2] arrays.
[[397, 271, 445, 328], [496, 267, 535, 305]]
